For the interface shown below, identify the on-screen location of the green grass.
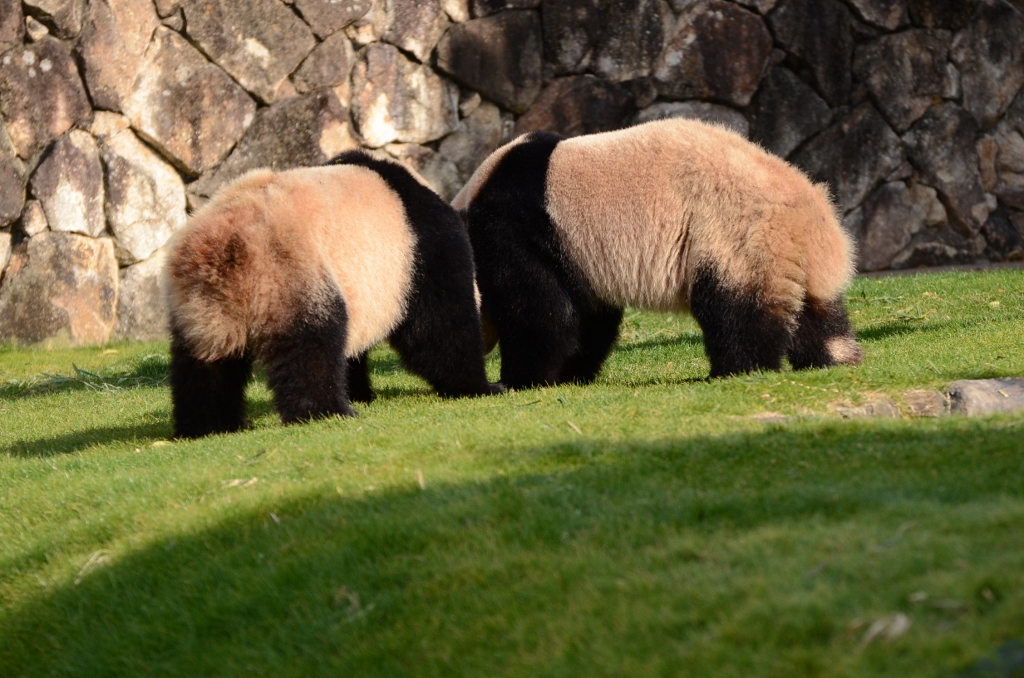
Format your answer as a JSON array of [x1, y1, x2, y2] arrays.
[[1, 270, 1022, 677]]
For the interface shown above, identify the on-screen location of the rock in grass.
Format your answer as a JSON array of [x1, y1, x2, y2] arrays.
[[947, 378, 1024, 416], [902, 389, 948, 417], [834, 398, 900, 419]]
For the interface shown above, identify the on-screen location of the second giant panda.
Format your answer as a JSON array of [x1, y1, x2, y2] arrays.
[[167, 150, 503, 438], [453, 118, 863, 389]]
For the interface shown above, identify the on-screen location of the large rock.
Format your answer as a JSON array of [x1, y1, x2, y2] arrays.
[[853, 29, 951, 133], [191, 89, 358, 199], [948, 378, 1024, 416], [891, 239, 969, 268], [0, 232, 118, 345], [353, 43, 459, 146], [294, 0, 371, 38], [30, 130, 105, 238], [182, 0, 316, 104], [116, 249, 169, 340], [97, 124, 187, 264], [124, 27, 257, 177], [767, 0, 854, 106], [654, 0, 772, 107], [0, 123, 25, 228], [987, 101, 1024, 211], [382, 0, 450, 63], [292, 31, 355, 96], [982, 208, 1024, 260], [23, 0, 85, 39], [903, 103, 989, 236], [906, 0, 974, 29], [747, 66, 831, 157], [435, 10, 542, 114], [437, 100, 505, 185], [0, 0, 24, 53], [950, 0, 1024, 129], [634, 100, 749, 137], [540, 0, 671, 82], [791, 103, 904, 213], [514, 75, 633, 136], [76, 0, 160, 112], [0, 38, 91, 160], [844, 0, 908, 29], [847, 181, 927, 271]]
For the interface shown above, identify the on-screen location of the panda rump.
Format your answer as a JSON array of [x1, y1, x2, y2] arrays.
[[454, 118, 863, 388], [166, 150, 500, 438]]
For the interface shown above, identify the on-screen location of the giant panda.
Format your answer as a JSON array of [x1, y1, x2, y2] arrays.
[[453, 118, 863, 389], [166, 149, 503, 438]]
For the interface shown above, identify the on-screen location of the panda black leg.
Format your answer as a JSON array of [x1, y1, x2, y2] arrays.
[[788, 297, 863, 369], [390, 285, 503, 399], [690, 266, 793, 378], [347, 351, 375, 403], [558, 302, 623, 384], [263, 291, 356, 423], [483, 267, 581, 390], [170, 324, 253, 439]]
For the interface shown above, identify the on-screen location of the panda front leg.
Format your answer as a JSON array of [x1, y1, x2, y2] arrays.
[[389, 282, 504, 399], [346, 351, 375, 403], [481, 266, 582, 390], [263, 289, 357, 423], [169, 322, 253, 438], [689, 265, 794, 378], [558, 301, 623, 385]]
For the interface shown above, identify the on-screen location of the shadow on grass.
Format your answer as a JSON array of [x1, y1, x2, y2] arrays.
[[856, 320, 952, 342], [2, 421, 173, 458], [616, 332, 704, 354], [2, 419, 1023, 675]]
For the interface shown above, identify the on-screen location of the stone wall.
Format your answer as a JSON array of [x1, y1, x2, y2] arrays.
[[0, 0, 1022, 345]]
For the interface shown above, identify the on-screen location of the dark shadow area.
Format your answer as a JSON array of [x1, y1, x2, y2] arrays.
[[856, 320, 953, 342], [614, 331, 705, 354], [2, 420, 1023, 675], [2, 421, 173, 458]]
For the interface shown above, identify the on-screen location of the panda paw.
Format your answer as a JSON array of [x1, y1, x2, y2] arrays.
[[487, 382, 507, 395]]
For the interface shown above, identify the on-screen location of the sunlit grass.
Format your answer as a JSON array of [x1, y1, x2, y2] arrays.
[[0, 270, 1022, 676]]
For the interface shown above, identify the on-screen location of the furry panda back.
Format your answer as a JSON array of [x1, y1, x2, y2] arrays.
[[166, 166, 416, 362], [543, 119, 855, 312]]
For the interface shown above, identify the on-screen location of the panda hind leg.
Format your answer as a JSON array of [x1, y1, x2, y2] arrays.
[[690, 266, 794, 378], [262, 288, 357, 423], [170, 323, 253, 439], [558, 302, 623, 385], [347, 351, 375, 403], [787, 297, 863, 370]]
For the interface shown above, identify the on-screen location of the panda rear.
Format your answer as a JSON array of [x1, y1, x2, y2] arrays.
[[166, 151, 502, 439], [455, 119, 863, 388]]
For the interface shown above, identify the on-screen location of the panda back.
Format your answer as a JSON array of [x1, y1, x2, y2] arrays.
[[273, 165, 418, 356]]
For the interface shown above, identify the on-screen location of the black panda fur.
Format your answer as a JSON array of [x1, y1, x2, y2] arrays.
[[167, 150, 502, 438], [453, 119, 863, 389]]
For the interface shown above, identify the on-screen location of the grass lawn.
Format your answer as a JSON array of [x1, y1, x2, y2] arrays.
[[1, 270, 1023, 677]]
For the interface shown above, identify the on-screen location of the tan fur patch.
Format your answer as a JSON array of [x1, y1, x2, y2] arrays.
[[543, 119, 855, 316], [826, 336, 864, 366], [451, 134, 531, 214], [167, 165, 416, 361]]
